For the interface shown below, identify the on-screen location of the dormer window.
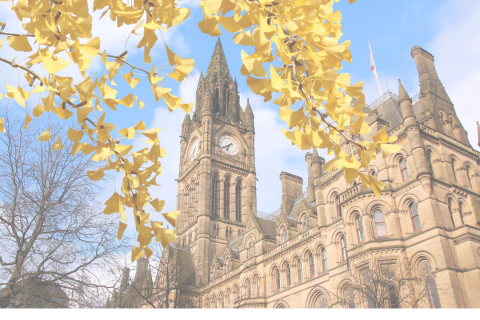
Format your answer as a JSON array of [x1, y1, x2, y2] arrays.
[[280, 227, 287, 244]]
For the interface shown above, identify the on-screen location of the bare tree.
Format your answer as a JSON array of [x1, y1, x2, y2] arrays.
[[331, 260, 437, 309], [0, 108, 128, 308], [110, 242, 204, 309]]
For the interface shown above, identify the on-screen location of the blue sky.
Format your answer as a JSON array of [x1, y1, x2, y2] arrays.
[[1, 0, 480, 232]]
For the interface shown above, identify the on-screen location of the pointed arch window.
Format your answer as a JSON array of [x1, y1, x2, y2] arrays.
[[302, 214, 310, 232], [335, 193, 341, 217], [211, 174, 219, 216], [451, 159, 457, 182], [355, 214, 365, 242], [400, 158, 409, 181], [466, 165, 473, 188], [276, 269, 281, 291], [298, 259, 303, 281], [235, 179, 242, 222], [421, 260, 441, 308], [309, 253, 315, 277], [257, 277, 261, 298], [286, 264, 291, 286], [346, 287, 355, 308], [409, 202, 421, 231], [458, 202, 465, 226], [280, 227, 287, 244], [322, 248, 328, 271], [374, 209, 387, 237], [340, 236, 348, 261], [448, 199, 456, 228], [224, 176, 230, 219]]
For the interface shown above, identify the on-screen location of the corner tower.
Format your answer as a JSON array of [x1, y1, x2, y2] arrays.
[[176, 39, 257, 285]]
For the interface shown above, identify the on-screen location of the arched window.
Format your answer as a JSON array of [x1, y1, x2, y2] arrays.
[[280, 227, 287, 244], [458, 202, 465, 226], [409, 202, 421, 231], [224, 176, 230, 219], [370, 170, 377, 180], [302, 214, 310, 232], [256, 277, 261, 298], [234, 285, 240, 302], [426, 150, 434, 174], [286, 264, 291, 286], [276, 269, 281, 291], [451, 159, 457, 182], [211, 174, 219, 216], [420, 260, 441, 308], [466, 165, 473, 188], [340, 235, 348, 261], [309, 253, 315, 277], [448, 199, 456, 228], [335, 194, 341, 217], [388, 283, 399, 308], [235, 179, 242, 222], [399, 158, 409, 181], [322, 248, 328, 271], [318, 295, 328, 308], [374, 209, 387, 237], [355, 214, 365, 242], [245, 280, 251, 299], [298, 259, 303, 281], [346, 287, 355, 308]]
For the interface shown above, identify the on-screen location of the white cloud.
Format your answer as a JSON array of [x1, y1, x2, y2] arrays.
[[426, 0, 480, 148]]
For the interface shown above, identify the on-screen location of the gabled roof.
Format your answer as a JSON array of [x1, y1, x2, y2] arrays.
[[256, 217, 277, 239]]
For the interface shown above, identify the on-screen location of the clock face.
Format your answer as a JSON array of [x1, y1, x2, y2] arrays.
[[219, 135, 239, 156], [189, 139, 200, 161]]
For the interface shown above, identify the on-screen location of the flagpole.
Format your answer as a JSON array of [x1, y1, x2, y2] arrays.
[[369, 42, 383, 98]]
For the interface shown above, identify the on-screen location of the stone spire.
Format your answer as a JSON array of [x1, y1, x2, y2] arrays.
[[245, 98, 253, 115], [477, 121, 480, 147], [398, 79, 412, 104], [205, 38, 231, 81]]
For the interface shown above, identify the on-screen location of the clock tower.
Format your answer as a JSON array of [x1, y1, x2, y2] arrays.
[[176, 39, 256, 284]]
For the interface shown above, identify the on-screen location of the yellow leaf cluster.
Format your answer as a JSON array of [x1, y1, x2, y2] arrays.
[[198, 0, 399, 196]]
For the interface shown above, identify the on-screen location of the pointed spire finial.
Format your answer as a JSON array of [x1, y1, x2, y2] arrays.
[[477, 121, 480, 147], [398, 79, 412, 103], [312, 148, 322, 164]]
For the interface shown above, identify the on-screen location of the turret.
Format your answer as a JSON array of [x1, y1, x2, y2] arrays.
[[120, 267, 130, 292], [244, 99, 254, 127], [312, 148, 324, 180], [280, 172, 303, 214], [182, 113, 191, 135], [399, 79, 432, 188]]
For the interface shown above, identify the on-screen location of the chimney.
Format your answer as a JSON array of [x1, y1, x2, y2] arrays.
[[305, 152, 315, 203], [280, 172, 303, 214]]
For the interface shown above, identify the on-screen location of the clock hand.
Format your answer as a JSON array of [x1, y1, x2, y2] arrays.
[[222, 143, 233, 150]]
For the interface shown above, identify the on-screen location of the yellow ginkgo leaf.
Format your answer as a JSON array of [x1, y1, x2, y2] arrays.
[[7, 35, 32, 52], [155, 227, 177, 248], [117, 222, 128, 240], [134, 120, 147, 131], [380, 143, 402, 159], [79, 37, 100, 57], [131, 245, 145, 262], [104, 192, 126, 221], [198, 16, 221, 37], [0, 118, 5, 133], [87, 168, 105, 181], [39, 51, 70, 74], [140, 128, 161, 144], [123, 73, 141, 89], [67, 128, 84, 142], [38, 128, 53, 141], [24, 113, 32, 130], [162, 210, 180, 227], [150, 199, 165, 212], [115, 144, 133, 156], [51, 138, 63, 150]]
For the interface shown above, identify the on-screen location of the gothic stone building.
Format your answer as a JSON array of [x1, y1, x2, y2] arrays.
[[156, 40, 480, 308]]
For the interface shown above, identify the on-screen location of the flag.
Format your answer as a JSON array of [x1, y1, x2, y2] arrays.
[[369, 43, 383, 97]]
